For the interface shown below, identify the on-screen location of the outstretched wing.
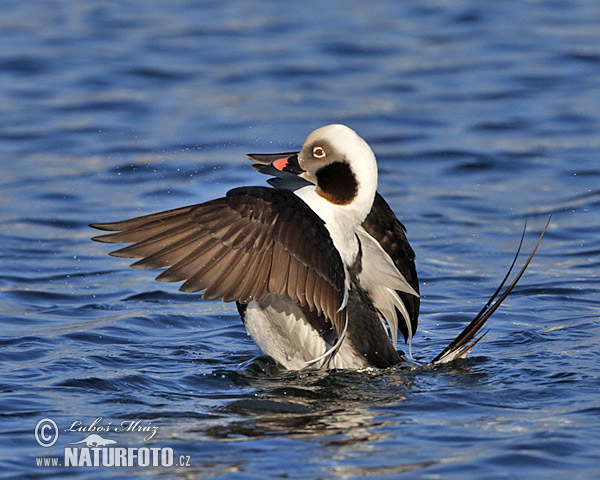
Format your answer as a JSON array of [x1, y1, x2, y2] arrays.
[[91, 186, 347, 333]]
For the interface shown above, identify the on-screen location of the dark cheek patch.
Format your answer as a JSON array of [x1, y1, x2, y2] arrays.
[[316, 162, 358, 205]]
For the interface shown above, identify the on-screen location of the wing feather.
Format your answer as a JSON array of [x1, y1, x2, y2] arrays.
[[201, 249, 246, 300], [232, 253, 264, 303], [269, 243, 291, 297], [304, 268, 317, 311], [91, 187, 346, 334], [286, 257, 300, 303], [295, 261, 308, 305], [155, 244, 213, 282], [90, 206, 196, 232], [130, 231, 210, 269]]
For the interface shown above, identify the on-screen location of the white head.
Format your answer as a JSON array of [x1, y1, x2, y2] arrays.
[[296, 124, 378, 223]]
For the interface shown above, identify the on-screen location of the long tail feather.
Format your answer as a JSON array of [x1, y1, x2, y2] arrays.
[[430, 216, 551, 365]]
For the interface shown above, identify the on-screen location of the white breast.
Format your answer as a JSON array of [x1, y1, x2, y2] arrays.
[[293, 185, 363, 266]]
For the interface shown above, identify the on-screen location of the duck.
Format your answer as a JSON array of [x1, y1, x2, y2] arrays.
[[91, 124, 549, 369]]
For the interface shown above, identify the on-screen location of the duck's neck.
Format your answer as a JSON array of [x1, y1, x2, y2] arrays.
[[295, 184, 375, 267]]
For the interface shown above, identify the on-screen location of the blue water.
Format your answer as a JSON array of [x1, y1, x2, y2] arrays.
[[1, 1, 599, 478]]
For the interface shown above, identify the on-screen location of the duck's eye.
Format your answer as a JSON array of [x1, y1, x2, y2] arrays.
[[313, 146, 326, 158]]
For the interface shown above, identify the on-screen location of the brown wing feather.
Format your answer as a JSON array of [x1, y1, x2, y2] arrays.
[[130, 231, 210, 268], [304, 268, 317, 311], [295, 262, 308, 305], [90, 186, 346, 333], [246, 252, 272, 302], [91, 206, 196, 232], [223, 254, 256, 302]]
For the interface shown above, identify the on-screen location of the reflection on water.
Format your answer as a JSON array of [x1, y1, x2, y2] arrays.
[[205, 362, 411, 444]]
